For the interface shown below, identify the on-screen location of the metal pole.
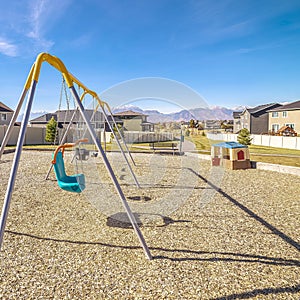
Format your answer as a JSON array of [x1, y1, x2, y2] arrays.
[[103, 126, 106, 153], [69, 86, 152, 260], [0, 81, 37, 249], [99, 105, 140, 188], [104, 103, 136, 166], [0, 88, 29, 159]]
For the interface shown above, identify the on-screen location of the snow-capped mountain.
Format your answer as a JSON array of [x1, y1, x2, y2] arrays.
[[113, 105, 234, 122]]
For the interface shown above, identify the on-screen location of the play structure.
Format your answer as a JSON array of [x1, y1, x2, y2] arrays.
[[211, 141, 251, 170], [0, 53, 152, 259]]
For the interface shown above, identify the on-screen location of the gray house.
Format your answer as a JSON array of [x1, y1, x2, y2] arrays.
[[232, 111, 242, 133], [0, 102, 14, 126], [30, 109, 105, 129], [113, 110, 154, 132], [233, 103, 282, 134]]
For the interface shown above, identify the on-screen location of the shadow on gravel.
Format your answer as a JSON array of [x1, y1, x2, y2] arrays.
[[5, 230, 300, 267], [106, 212, 190, 228], [212, 284, 300, 300], [187, 167, 300, 252]]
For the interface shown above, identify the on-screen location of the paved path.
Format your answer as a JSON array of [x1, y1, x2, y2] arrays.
[[181, 140, 196, 152]]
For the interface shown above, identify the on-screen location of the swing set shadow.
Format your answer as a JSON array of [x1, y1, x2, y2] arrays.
[[4, 229, 300, 267], [186, 167, 300, 253]]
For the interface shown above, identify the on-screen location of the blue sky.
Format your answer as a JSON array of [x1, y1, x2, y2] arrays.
[[1, 0, 300, 113]]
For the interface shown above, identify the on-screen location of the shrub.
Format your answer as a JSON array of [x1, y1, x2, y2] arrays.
[[237, 128, 252, 145], [45, 117, 58, 144]]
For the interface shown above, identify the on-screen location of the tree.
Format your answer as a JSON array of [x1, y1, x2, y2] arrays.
[[110, 123, 124, 140], [45, 116, 58, 144], [237, 128, 252, 145], [189, 119, 195, 128]]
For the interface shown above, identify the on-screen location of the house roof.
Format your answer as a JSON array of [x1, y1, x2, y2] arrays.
[[113, 110, 146, 117], [212, 141, 248, 149], [30, 109, 104, 124], [233, 111, 242, 118], [30, 113, 57, 123], [268, 100, 300, 112], [245, 103, 281, 115], [0, 102, 14, 113], [141, 121, 154, 125], [106, 115, 123, 123]]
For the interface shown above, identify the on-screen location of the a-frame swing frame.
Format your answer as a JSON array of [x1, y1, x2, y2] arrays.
[[0, 53, 152, 260]]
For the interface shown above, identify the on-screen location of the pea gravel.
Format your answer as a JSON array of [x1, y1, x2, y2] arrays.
[[0, 150, 299, 299]]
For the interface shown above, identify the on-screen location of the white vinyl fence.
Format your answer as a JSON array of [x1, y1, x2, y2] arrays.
[[207, 133, 300, 150], [124, 131, 174, 143]]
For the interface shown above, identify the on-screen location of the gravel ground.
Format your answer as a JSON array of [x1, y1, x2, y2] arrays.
[[0, 150, 299, 299]]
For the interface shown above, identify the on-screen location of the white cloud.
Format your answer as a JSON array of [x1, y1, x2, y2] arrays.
[[0, 39, 18, 57], [0, 0, 72, 56], [25, 0, 73, 53]]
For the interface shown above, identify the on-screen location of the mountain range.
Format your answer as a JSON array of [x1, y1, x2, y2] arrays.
[[112, 105, 236, 122], [17, 105, 237, 123]]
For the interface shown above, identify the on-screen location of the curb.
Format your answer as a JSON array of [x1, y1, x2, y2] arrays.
[[254, 162, 300, 176]]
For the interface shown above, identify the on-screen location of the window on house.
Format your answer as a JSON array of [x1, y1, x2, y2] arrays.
[[285, 123, 295, 129], [272, 112, 278, 117], [1, 113, 7, 121], [272, 124, 279, 132], [282, 111, 287, 117]]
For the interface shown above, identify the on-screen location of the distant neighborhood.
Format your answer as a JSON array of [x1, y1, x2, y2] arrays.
[[1, 99, 299, 145], [233, 100, 299, 136]]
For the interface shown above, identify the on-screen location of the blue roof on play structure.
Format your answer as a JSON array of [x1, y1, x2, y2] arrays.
[[212, 141, 248, 149]]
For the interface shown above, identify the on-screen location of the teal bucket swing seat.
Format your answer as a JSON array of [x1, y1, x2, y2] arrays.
[[52, 140, 87, 193]]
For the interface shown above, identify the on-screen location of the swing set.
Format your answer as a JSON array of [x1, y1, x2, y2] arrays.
[[0, 53, 152, 260]]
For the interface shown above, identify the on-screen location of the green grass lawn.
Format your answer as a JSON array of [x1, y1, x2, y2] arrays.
[[5, 135, 300, 168], [186, 134, 211, 154], [248, 145, 300, 167]]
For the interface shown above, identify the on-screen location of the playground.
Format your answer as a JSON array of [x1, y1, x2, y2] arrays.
[[0, 150, 299, 299], [0, 53, 299, 299]]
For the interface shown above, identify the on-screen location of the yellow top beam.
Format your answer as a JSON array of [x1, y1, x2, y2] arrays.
[[24, 52, 106, 108]]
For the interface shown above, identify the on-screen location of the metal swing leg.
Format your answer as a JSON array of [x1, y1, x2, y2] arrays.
[[99, 104, 140, 188], [70, 86, 152, 260], [0, 81, 37, 249], [0, 88, 29, 160], [104, 102, 136, 166]]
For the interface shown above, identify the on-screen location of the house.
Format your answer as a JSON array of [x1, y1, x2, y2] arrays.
[[113, 110, 154, 132], [233, 103, 282, 134], [268, 100, 300, 134], [233, 111, 242, 133], [0, 102, 14, 126], [204, 120, 222, 131], [30, 110, 105, 129]]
